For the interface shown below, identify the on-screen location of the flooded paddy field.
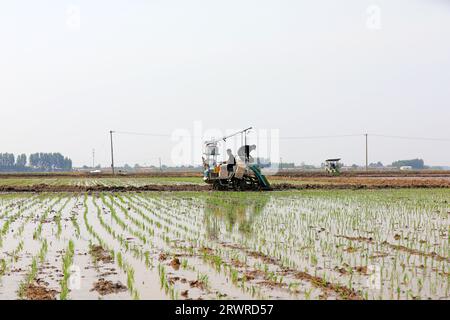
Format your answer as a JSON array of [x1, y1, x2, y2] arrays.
[[0, 189, 448, 300], [1, 172, 450, 192], [0, 176, 203, 187]]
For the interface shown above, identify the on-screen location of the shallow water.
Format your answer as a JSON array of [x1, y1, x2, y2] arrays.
[[0, 189, 448, 300]]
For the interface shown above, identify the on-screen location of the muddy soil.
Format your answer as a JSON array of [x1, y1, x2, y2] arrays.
[[0, 184, 211, 193], [272, 176, 450, 188], [90, 245, 114, 264], [1, 178, 450, 193], [1, 170, 449, 179], [91, 279, 127, 296], [274, 170, 450, 178], [24, 283, 58, 300]]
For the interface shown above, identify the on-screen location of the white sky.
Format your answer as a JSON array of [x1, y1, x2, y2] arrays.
[[1, 0, 449, 167]]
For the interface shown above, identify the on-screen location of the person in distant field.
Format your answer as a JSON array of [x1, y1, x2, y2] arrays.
[[225, 149, 236, 175], [237, 144, 256, 163]]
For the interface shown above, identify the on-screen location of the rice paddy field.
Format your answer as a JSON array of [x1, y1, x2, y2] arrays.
[[0, 176, 203, 187], [0, 186, 448, 300], [0, 173, 449, 190]]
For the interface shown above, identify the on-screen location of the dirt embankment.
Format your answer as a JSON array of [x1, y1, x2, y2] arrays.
[[0, 171, 203, 179], [0, 181, 449, 193], [274, 170, 450, 178], [273, 179, 450, 190], [0, 184, 212, 193], [1, 170, 449, 179]]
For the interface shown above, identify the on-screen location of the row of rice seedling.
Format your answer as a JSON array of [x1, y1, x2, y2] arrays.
[[0, 189, 447, 300], [99, 193, 252, 299], [115, 194, 288, 299], [119, 190, 448, 300]]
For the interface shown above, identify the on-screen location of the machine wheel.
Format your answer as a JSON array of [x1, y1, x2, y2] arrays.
[[231, 178, 240, 191], [236, 179, 249, 191], [211, 175, 264, 192], [213, 180, 221, 191], [214, 179, 230, 191]]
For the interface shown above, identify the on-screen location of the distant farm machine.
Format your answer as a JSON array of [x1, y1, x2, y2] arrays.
[[202, 127, 272, 191], [325, 158, 342, 175]]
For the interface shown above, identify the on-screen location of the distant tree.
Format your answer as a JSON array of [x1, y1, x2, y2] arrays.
[[369, 161, 384, 168], [16, 154, 27, 167], [298, 163, 316, 169], [392, 159, 425, 169], [281, 162, 295, 169], [0, 153, 15, 170], [63, 157, 72, 170], [28, 152, 72, 171]]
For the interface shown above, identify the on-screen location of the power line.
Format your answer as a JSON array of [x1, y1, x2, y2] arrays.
[[112, 130, 450, 142], [114, 131, 171, 137], [369, 134, 450, 142], [277, 134, 363, 140], [113, 131, 365, 140]]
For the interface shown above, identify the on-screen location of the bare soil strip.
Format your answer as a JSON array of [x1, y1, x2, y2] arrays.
[[273, 183, 450, 190], [337, 235, 450, 263], [1, 182, 449, 193], [0, 184, 211, 193], [219, 243, 363, 300], [1, 170, 449, 179]]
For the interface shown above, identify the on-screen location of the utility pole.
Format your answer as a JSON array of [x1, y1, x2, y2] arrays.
[[159, 157, 162, 171], [280, 157, 283, 171], [365, 133, 368, 171], [92, 149, 95, 168], [110, 130, 115, 175]]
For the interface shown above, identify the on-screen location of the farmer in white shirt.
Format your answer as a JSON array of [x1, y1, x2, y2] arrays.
[[226, 149, 236, 175]]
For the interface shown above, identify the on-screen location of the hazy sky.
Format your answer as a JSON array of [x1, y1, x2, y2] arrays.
[[1, 0, 449, 167]]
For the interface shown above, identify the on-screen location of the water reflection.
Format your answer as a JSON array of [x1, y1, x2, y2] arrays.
[[203, 193, 270, 240]]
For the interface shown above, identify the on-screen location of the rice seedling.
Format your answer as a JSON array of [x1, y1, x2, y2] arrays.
[[17, 240, 49, 299], [0, 188, 447, 300], [60, 240, 75, 300], [0, 259, 6, 276]]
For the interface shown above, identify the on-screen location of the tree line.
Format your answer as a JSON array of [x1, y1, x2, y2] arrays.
[[0, 153, 72, 172], [391, 159, 425, 169]]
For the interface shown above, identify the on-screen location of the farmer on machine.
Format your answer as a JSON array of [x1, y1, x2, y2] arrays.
[[237, 144, 256, 163], [225, 149, 236, 175]]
